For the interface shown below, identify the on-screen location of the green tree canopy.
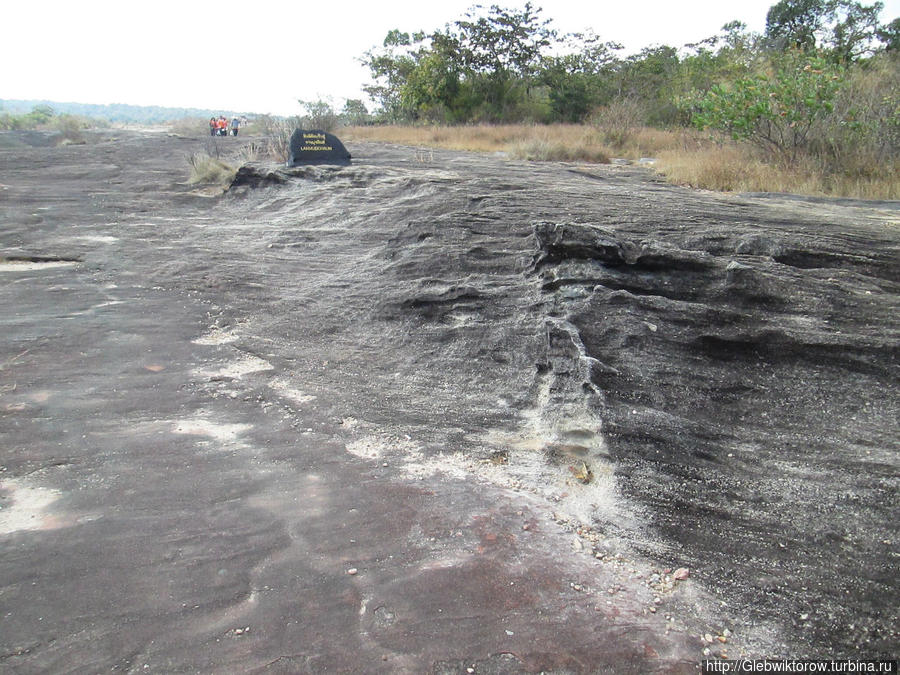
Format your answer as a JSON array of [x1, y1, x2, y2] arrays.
[[765, 0, 887, 61]]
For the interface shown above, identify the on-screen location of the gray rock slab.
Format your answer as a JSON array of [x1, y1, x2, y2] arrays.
[[0, 131, 897, 671]]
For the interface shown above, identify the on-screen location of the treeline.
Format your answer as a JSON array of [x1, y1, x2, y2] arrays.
[[359, 0, 898, 135], [0, 99, 245, 125], [0, 104, 97, 143]]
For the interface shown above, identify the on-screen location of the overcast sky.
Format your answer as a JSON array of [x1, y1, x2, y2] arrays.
[[4, 0, 898, 116]]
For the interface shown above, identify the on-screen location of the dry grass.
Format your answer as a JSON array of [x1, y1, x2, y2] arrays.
[[169, 117, 209, 138], [187, 152, 236, 185], [344, 123, 702, 162], [346, 124, 523, 152], [344, 123, 898, 199], [236, 141, 266, 164], [656, 146, 899, 200], [508, 138, 610, 163]]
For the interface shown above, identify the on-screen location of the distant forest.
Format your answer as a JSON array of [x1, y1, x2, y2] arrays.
[[0, 99, 246, 124], [360, 0, 898, 125]]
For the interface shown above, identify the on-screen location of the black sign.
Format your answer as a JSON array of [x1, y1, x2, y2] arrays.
[[288, 129, 351, 166]]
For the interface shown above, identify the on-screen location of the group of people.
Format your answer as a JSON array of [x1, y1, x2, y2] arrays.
[[209, 115, 241, 137]]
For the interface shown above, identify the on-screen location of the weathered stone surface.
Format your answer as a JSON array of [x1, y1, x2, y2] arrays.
[[0, 131, 896, 670], [526, 194, 898, 657]]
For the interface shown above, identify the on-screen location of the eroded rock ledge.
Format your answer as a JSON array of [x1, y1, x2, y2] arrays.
[[529, 218, 898, 656]]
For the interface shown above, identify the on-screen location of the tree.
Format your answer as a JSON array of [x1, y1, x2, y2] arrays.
[[360, 5, 558, 122], [830, 0, 885, 60], [341, 99, 369, 126], [616, 45, 681, 124], [298, 99, 338, 131], [540, 33, 622, 122], [361, 29, 428, 121], [451, 3, 556, 119], [765, 0, 827, 51], [453, 3, 554, 77], [876, 17, 900, 50], [765, 0, 886, 62], [401, 47, 465, 121]]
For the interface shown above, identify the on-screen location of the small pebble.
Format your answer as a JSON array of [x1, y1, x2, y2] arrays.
[[347, 568, 358, 576]]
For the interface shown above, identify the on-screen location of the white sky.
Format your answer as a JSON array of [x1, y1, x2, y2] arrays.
[[3, 0, 898, 116]]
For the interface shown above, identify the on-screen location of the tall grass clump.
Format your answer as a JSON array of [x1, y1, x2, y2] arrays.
[[187, 151, 236, 185], [508, 138, 610, 163], [254, 114, 303, 162], [236, 141, 266, 163]]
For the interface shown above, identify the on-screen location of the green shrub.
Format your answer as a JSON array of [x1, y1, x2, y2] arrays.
[[685, 53, 845, 164]]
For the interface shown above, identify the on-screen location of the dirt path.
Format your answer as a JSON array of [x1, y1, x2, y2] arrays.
[[0, 130, 897, 672]]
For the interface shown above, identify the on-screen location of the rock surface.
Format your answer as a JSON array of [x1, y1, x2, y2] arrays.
[[0, 130, 897, 670]]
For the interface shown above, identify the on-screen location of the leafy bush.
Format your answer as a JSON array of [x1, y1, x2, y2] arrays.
[[686, 53, 845, 164]]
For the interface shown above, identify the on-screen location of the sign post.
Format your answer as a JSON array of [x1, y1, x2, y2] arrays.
[[288, 129, 351, 166]]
